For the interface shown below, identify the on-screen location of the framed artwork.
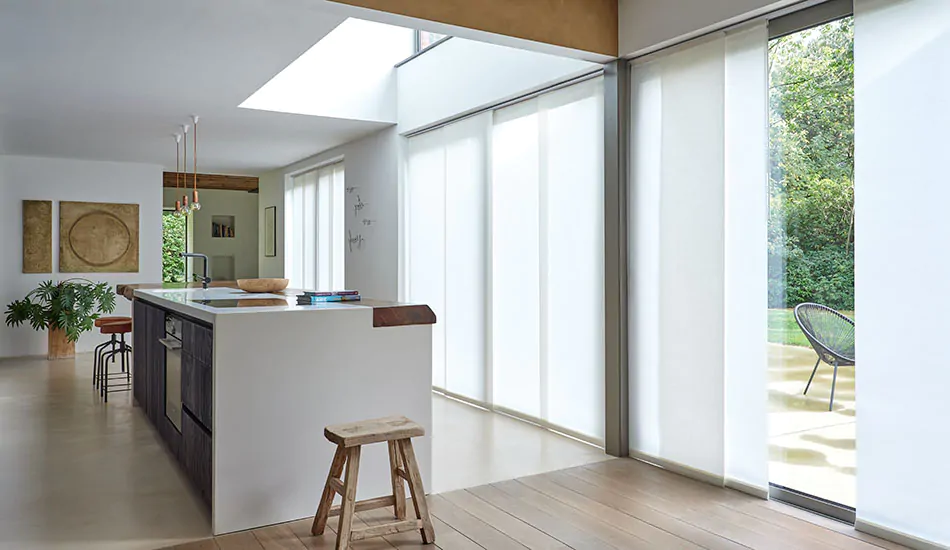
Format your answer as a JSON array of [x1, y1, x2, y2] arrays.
[[22, 200, 53, 273], [59, 201, 139, 273], [264, 206, 277, 257]]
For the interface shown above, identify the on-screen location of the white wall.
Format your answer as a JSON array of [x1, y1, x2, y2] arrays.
[[619, 0, 797, 56], [258, 127, 399, 300], [396, 38, 599, 134], [0, 155, 162, 358], [240, 19, 412, 123], [164, 188, 259, 280]]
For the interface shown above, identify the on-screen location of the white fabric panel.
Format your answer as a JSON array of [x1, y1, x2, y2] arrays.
[[630, 60, 663, 457], [285, 163, 346, 292], [443, 114, 490, 402], [542, 79, 606, 440], [302, 170, 316, 289], [491, 101, 542, 418], [854, 1, 950, 545], [723, 25, 769, 492], [330, 163, 346, 290], [660, 36, 726, 476], [405, 131, 447, 389], [405, 80, 605, 441], [629, 27, 768, 481]]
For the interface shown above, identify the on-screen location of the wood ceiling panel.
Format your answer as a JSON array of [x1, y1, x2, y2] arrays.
[[163, 172, 258, 192]]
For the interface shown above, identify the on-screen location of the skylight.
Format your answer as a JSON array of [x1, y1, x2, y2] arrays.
[[239, 18, 413, 122]]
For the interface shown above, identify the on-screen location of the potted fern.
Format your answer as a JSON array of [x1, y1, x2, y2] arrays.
[[4, 279, 117, 360]]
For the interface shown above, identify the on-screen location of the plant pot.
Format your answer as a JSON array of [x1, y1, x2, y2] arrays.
[[47, 327, 75, 360]]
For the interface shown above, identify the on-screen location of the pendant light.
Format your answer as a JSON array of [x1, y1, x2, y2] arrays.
[[181, 123, 190, 215], [191, 115, 201, 211], [174, 132, 183, 217]]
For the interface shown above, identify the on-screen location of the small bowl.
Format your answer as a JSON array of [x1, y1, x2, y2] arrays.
[[236, 278, 290, 293]]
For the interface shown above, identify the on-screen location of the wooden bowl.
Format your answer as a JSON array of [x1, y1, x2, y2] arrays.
[[236, 278, 289, 293]]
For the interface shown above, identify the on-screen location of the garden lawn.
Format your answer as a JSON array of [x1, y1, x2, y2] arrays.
[[768, 308, 855, 347]]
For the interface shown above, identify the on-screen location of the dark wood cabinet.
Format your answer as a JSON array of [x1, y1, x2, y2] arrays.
[[183, 319, 213, 366], [181, 351, 212, 431], [132, 301, 148, 408], [145, 304, 165, 428], [133, 299, 213, 512], [182, 409, 212, 508]]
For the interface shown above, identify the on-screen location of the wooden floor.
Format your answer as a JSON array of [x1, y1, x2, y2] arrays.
[[167, 458, 907, 550]]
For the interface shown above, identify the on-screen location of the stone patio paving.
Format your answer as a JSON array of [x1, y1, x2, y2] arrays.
[[768, 342, 855, 507]]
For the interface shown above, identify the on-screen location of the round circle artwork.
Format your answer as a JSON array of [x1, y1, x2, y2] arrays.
[[68, 211, 132, 267]]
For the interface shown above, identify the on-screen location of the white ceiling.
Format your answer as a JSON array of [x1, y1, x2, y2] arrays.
[[0, 0, 393, 175]]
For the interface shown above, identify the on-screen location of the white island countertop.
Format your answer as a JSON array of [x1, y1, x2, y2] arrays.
[[129, 285, 436, 328], [133, 287, 363, 324]]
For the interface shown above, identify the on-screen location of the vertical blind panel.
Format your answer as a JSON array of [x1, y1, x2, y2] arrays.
[[302, 170, 317, 289], [854, 0, 950, 545], [542, 80, 606, 439], [317, 168, 332, 289], [658, 37, 726, 476], [630, 28, 768, 478], [406, 130, 448, 388], [491, 102, 542, 419], [284, 179, 298, 288], [629, 60, 663, 457], [331, 163, 346, 290], [443, 113, 490, 402], [723, 25, 769, 492]]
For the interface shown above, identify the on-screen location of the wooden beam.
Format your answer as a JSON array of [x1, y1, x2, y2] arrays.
[[329, 0, 618, 57], [163, 172, 258, 192]]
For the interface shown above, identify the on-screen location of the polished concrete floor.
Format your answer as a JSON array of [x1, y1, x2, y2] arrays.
[[0, 353, 607, 550], [769, 343, 855, 507]]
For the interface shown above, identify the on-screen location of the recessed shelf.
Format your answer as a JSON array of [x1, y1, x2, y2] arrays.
[[212, 215, 235, 238]]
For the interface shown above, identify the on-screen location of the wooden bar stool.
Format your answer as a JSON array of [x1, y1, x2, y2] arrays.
[[92, 316, 132, 389], [97, 319, 132, 403], [311, 416, 434, 549]]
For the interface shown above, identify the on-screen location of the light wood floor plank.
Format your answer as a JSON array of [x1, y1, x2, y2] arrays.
[[467, 483, 616, 550], [253, 523, 308, 550], [428, 494, 528, 549], [173, 539, 220, 550], [215, 531, 266, 550], [494, 479, 652, 549], [753, 501, 908, 550], [517, 472, 705, 550], [199, 457, 910, 550], [439, 489, 570, 550], [594, 459, 888, 550], [548, 469, 749, 550], [575, 462, 807, 550]]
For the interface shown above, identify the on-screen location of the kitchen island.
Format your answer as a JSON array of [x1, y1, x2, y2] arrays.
[[122, 285, 434, 536]]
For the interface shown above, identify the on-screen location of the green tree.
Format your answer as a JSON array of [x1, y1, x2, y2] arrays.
[[769, 18, 854, 310], [162, 212, 187, 283]]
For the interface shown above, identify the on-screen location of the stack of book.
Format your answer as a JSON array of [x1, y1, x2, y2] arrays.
[[296, 290, 361, 305]]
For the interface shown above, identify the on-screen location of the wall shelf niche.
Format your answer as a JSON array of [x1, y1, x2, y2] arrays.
[[211, 215, 235, 239]]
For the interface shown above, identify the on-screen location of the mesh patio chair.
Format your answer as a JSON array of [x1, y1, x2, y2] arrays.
[[793, 303, 855, 411]]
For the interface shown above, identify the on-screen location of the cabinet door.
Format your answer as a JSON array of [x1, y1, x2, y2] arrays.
[[132, 301, 148, 408], [146, 305, 166, 426], [181, 410, 212, 509], [182, 320, 213, 366], [182, 352, 213, 432]]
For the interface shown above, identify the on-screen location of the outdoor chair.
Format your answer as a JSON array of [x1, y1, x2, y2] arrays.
[[793, 303, 855, 411]]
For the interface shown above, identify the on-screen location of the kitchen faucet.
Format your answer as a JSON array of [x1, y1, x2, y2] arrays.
[[181, 253, 211, 289]]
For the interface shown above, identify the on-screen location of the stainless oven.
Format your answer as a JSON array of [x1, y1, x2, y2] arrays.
[[159, 315, 182, 433]]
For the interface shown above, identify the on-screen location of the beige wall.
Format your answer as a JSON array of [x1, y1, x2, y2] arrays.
[[163, 188, 259, 280]]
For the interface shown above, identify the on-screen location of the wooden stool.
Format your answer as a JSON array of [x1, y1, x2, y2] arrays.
[[311, 416, 434, 549]]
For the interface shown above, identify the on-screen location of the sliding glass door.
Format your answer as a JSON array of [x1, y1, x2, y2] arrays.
[[404, 78, 605, 443]]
